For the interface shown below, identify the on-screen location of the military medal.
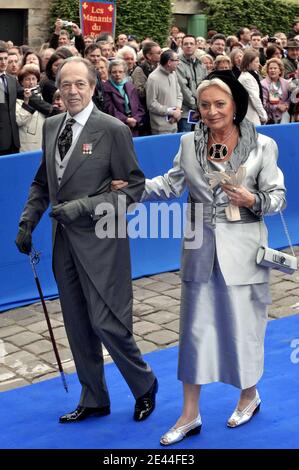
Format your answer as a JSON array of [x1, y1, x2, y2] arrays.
[[82, 143, 93, 155]]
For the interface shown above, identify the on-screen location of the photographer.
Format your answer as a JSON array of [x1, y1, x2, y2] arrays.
[[16, 65, 56, 152], [49, 18, 85, 56]]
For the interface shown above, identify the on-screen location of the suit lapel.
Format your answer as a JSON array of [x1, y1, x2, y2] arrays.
[[6, 75, 15, 104], [47, 114, 65, 195], [57, 107, 105, 193]]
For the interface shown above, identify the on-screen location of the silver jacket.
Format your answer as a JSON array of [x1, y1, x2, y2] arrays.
[[143, 121, 286, 286]]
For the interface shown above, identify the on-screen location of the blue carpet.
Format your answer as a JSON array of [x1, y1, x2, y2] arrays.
[[1, 314, 299, 449]]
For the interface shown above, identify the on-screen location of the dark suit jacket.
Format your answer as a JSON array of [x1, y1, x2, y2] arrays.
[[20, 105, 145, 329], [0, 74, 20, 151]]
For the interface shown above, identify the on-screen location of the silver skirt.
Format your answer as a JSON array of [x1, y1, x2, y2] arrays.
[[178, 258, 270, 389]]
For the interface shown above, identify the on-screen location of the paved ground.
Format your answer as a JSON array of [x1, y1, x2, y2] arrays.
[[1, 247, 299, 393]]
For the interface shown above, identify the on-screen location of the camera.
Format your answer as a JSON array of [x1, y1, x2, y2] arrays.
[[29, 86, 40, 94], [268, 36, 277, 43], [62, 20, 73, 27]]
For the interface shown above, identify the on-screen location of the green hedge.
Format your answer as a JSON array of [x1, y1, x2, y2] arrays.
[[50, 0, 298, 43], [202, 0, 299, 36], [115, 0, 172, 46], [49, 0, 172, 45], [50, 0, 80, 28]]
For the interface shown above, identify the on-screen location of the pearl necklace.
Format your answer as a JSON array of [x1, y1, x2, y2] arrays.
[[208, 126, 237, 160]]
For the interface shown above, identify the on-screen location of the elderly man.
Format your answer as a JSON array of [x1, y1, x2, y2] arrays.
[[146, 49, 182, 134], [15, 56, 157, 424], [283, 40, 299, 79]]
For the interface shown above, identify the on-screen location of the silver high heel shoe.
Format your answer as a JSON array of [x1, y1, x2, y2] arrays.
[[160, 415, 202, 446], [227, 390, 261, 428]]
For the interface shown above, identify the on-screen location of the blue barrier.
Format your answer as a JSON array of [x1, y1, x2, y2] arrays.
[[1, 124, 298, 312]]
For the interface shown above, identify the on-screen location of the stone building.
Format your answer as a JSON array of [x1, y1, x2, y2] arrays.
[[0, 1, 52, 48]]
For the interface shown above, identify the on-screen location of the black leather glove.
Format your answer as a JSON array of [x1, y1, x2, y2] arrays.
[[15, 222, 33, 255], [49, 197, 93, 225]]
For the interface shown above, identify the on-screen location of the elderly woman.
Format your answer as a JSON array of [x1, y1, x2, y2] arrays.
[[116, 45, 137, 76], [261, 58, 290, 124], [112, 70, 285, 445], [238, 49, 268, 125], [230, 48, 244, 79], [103, 59, 145, 136], [200, 54, 214, 73], [214, 54, 232, 70]]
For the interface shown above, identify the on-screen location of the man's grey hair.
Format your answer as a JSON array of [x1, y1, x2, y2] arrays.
[[56, 56, 97, 88]]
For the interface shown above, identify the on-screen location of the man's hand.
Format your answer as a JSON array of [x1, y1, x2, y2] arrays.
[[172, 108, 182, 122], [15, 222, 33, 255], [50, 198, 93, 225], [71, 23, 82, 36], [111, 180, 128, 191], [54, 18, 63, 34]]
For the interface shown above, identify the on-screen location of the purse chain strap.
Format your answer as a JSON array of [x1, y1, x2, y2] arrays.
[[279, 210, 296, 258]]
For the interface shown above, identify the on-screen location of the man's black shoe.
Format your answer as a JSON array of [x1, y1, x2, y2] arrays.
[[59, 405, 110, 423], [133, 378, 158, 421]]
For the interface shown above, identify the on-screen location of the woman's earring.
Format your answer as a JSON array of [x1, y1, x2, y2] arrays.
[[233, 113, 236, 121]]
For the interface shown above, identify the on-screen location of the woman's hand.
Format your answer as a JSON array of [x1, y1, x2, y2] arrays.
[[221, 184, 256, 208], [126, 117, 137, 128], [111, 180, 128, 191], [276, 103, 288, 113], [23, 88, 32, 105]]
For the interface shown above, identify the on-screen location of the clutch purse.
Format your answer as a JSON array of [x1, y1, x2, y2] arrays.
[[256, 246, 297, 274], [256, 211, 298, 275]]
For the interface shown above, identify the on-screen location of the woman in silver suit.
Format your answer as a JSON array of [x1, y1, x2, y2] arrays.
[[114, 70, 286, 445]]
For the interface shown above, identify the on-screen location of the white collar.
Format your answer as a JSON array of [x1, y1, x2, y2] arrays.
[[66, 100, 94, 127]]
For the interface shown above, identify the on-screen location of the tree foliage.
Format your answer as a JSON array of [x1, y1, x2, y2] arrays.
[[50, 0, 80, 29], [202, 0, 299, 36], [49, 0, 172, 45], [115, 0, 172, 45]]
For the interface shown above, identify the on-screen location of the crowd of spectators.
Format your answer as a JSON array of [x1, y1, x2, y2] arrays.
[[0, 17, 299, 154]]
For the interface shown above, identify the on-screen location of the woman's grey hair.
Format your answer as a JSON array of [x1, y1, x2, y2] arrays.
[[116, 45, 137, 61], [229, 48, 244, 65], [214, 55, 232, 69], [197, 78, 233, 102], [56, 56, 96, 88], [200, 53, 214, 65], [108, 59, 128, 76]]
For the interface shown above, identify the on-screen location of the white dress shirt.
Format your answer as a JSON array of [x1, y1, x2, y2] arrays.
[[55, 100, 94, 185]]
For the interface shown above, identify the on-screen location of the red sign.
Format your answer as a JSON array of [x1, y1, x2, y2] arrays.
[[80, 0, 116, 38]]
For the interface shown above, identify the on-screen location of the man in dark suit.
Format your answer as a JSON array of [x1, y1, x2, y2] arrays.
[[0, 47, 20, 155], [15, 57, 157, 423]]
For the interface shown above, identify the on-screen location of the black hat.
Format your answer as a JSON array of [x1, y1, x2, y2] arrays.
[[205, 69, 249, 124]]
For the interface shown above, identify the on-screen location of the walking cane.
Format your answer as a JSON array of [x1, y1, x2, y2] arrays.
[[29, 247, 68, 393]]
